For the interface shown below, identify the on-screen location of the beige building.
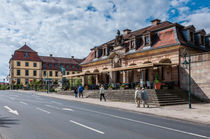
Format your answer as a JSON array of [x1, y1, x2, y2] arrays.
[[9, 44, 83, 86]]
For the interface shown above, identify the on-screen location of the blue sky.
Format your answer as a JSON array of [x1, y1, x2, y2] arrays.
[[0, 0, 209, 82]]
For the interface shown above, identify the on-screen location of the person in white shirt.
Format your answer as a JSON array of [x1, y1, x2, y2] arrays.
[[135, 87, 141, 107], [99, 85, 106, 101]]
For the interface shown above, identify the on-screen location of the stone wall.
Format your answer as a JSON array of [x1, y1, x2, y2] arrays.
[[180, 52, 210, 102]]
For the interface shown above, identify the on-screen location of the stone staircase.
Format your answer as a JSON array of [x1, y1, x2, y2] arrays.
[[59, 88, 201, 107]]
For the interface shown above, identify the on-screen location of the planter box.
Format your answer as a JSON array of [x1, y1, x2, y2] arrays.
[[155, 83, 161, 90]]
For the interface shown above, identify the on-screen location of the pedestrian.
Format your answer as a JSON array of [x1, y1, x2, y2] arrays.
[[99, 85, 106, 101], [74, 87, 78, 98], [78, 86, 84, 98], [141, 88, 149, 108], [135, 87, 141, 107]]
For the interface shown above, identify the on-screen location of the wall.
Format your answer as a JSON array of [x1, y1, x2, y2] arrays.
[[180, 52, 210, 102], [10, 60, 42, 85]]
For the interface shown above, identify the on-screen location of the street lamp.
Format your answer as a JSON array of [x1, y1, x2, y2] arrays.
[[182, 49, 192, 109]]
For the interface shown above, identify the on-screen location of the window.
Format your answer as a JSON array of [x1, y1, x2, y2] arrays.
[[49, 71, 52, 76], [25, 79, 28, 85], [145, 36, 150, 45], [33, 70, 37, 76], [60, 64, 64, 68], [190, 32, 194, 42], [77, 65, 80, 70], [55, 71, 58, 77], [25, 62, 29, 67], [17, 70, 21, 76], [43, 63, 46, 68], [131, 41, 135, 49], [103, 48, 106, 56], [17, 61, 21, 66], [95, 51, 97, 58], [25, 70, 29, 76], [49, 63, 52, 69], [24, 52, 30, 58], [71, 64, 75, 69], [33, 63, 37, 67], [66, 65, 69, 70], [54, 64, 58, 69], [44, 71, 47, 76], [67, 72, 69, 75], [72, 72, 75, 74], [17, 78, 20, 84], [201, 36, 205, 45]]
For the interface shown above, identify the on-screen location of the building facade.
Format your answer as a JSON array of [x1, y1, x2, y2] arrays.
[[9, 44, 83, 86], [74, 19, 209, 91]]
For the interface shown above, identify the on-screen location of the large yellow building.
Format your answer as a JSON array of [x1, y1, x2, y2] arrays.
[[9, 44, 83, 86]]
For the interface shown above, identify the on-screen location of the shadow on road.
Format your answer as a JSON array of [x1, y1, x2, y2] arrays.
[[0, 117, 19, 128]]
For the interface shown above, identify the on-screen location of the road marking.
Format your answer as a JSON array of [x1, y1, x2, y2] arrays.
[[68, 106, 210, 139], [20, 101, 28, 105], [9, 97, 15, 100], [51, 101, 62, 105], [36, 107, 50, 114], [45, 105, 60, 110], [70, 120, 104, 134], [4, 106, 19, 116], [62, 108, 74, 111]]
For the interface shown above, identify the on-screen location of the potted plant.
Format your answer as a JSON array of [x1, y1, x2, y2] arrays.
[[120, 84, 125, 90], [154, 73, 161, 90], [108, 85, 113, 90], [84, 85, 88, 90]]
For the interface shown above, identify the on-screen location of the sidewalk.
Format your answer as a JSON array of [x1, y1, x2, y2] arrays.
[[36, 92, 210, 126]]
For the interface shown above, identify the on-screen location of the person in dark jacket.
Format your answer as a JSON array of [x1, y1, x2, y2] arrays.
[[74, 87, 78, 98], [78, 86, 84, 98], [141, 88, 149, 108]]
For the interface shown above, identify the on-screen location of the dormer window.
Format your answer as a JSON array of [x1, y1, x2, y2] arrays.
[[190, 32, 194, 42], [103, 48, 106, 56], [145, 36, 150, 45], [24, 52, 30, 58], [131, 41, 135, 49], [95, 50, 97, 58], [201, 35, 205, 45]]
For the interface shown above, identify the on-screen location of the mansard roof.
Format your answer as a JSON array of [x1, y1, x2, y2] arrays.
[[82, 20, 209, 65], [39, 56, 81, 64]]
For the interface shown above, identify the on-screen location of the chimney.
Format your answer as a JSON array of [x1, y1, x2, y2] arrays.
[[151, 19, 161, 26], [50, 54, 53, 57], [123, 29, 131, 35], [71, 56, 74, 59]]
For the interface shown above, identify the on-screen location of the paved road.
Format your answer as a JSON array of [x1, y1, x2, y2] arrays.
[[0, 90, 210, 139]]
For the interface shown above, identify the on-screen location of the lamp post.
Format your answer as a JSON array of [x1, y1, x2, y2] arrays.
[[183, 49, 192, 109]]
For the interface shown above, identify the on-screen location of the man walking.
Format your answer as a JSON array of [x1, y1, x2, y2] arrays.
[[135, 87, 141, 107], [99, 85, 106, 101], [141, 88, 149, 108], [74, 87, 78, 98]]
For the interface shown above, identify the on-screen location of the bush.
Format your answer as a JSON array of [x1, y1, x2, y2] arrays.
[[1, 85, 6, 90], [50, 88, 56, 92]]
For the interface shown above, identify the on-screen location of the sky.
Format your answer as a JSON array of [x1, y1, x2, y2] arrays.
[[0, 0, 209, 82]]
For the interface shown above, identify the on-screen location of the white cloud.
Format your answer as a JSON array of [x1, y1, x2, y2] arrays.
[[0, 0, 209, 82]]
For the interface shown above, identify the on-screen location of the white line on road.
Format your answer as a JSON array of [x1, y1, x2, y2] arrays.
[[36, 107, 50, 114], [70, 120, 104, 134], [51, 101, 62, 105], [62, 108, 74, 111], [68, 106, 210, 139], [45, 105, 60, 110], [20, 101, 28, 105], [4, 106, 19, 116], [9, 97, 15, 100]]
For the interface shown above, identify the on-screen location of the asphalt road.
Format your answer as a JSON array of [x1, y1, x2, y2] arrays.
[[0, 90, 210, 139]]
